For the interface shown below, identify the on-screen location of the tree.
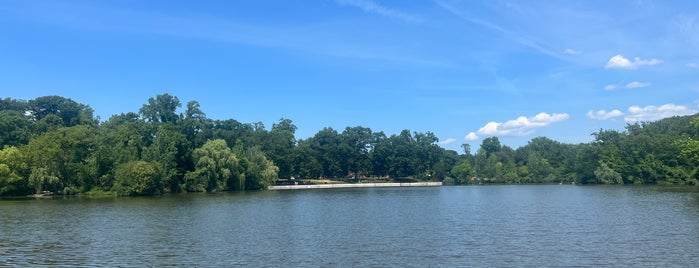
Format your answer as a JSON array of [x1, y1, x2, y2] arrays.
[[0, 110, 32, 147], [28, 167, 60, 194], [450, 160, 472, 184], [461, 143, 471, 156], [142, 124, 189, 192], [113, 161, 162, 196], [480, 137, 502, 156], [27, 95, 96, 127], [0, 146, 27, 196], [594, 161, 623, 184], [239, 145, 278, 190], [184, 139, 239, 192], [526, 153, 554, 181], [309, 127, 344, 178], [22, 125, 98, 194], [291, 139, 323, 178], [0, 97, 28, 112], [139, 93, 181, 124], [341, 126, 374, 178], [265, 118, 297, 179], [183, 100, 213, 149], [677, 137, 699, 184]]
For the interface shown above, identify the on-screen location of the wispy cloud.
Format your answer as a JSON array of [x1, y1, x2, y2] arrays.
[[336, 0, 424, 23], [687, 62, 698, 68], [587, 109, 624, 120], [625, 81, 651, 89], [604, 84, 620, 90], [625, 104, 697, 122], [564, 48, 582, 55], [588, 104, 697, 122], [434, 0, 562, 59], [605, 54, 662, 69], [473, 112, 569, 137], [439, 138, 457, 145], [604, 81, 651, 90], [3, 0, 448, 67]]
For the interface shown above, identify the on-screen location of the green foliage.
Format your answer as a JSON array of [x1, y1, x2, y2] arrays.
[[0, 146, 27, 195], [240, 146, 279, 190], [139, 93, 181, 124], [28, 95, 97, 128], [0, 110, 32, 147], [28, 167, 60, 194], [185, 139, 239, 192], [594, 161, 623, 184], [113, 161, 162, 196], [450, 160, 472, 184], [2, 94, 699, 196]]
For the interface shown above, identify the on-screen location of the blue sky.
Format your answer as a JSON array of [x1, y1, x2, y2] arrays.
[[1, 0, 698, 152]]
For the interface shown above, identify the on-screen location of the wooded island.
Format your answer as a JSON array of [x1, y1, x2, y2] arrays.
[[1, 94, 698, 196]]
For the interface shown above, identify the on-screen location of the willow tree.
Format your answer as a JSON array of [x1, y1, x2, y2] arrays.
[[185, 139, 239, 192]]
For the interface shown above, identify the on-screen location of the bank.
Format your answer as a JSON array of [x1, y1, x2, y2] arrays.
[[269, 182, 442, 190]]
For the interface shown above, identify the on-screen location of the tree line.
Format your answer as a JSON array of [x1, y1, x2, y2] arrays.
[[1, 94, 698, 196]]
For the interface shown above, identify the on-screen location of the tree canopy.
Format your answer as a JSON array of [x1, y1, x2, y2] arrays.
[[1, 93, 698, 196]]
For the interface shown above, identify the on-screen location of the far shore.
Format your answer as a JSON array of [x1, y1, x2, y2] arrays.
[[269, 182, 442, 190]]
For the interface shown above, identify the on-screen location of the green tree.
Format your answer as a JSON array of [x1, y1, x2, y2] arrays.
[[526, 153, 554, 182], [594, 161, 623, 184], [265, 118, 297, 179], [139, 93, 181, 124], [481, 137, 502, 156], [28, 95, 97, 127], [183, 100, 213, 150], [22, 125, 98, 194], [677, 137, 699, 184], [28, 167, 60, 194], [0, 146, 27, 196], [112, 161, 162, 196], [142, 124, 189, 192], [341, 126, 374, 178], [238, 145, 278, 190], [0, 110, 32, 147], [184, 139, 239, 192], [450, 160, 472, 184]]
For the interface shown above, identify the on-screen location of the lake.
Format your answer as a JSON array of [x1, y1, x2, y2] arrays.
[[2, 185, 699, 267]]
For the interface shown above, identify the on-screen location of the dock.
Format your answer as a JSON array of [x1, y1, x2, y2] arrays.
[[268, 182, 442, 190]]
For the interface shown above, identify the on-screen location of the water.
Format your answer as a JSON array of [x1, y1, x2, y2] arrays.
[[2, 185, 699, 267]]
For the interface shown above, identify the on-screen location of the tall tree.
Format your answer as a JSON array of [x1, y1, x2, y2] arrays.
[[139, 93, 181, 124], [27, 95, 96, 127], [266, 118, 297, 179], [185, 139, 239, 192]]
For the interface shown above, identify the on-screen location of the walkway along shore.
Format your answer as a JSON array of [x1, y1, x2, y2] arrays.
[[268, 182, 442, 190]]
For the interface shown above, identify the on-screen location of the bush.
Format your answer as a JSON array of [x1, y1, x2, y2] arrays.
[[112, 161, 162, 196]]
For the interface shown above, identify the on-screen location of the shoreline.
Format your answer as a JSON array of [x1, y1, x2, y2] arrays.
[[268, 182, 442, 190]]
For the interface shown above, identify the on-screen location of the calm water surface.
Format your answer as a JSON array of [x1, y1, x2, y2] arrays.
[[2, 185, 699, 267]]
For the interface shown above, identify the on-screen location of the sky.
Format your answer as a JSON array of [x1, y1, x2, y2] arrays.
[[1, 0, 698, 152]]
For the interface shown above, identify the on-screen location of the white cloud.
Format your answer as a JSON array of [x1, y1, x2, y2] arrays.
[[336, 0, 424, 23], [475, 112, 569, 137], [605, 54, 662, 69], [604, 81, 651, 90], [687, 63, 698, 68], [439, 138, 456, 145], [586, 109, 624, 120], [604, 84, 619, 90], [564, 48, 581, 55], [625, 104, 698, 122], [625, 81, 651, 89], [465, 132, 479, 141]]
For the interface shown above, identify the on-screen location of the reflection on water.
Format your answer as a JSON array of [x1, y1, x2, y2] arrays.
[[1, 185, 699, 267]]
